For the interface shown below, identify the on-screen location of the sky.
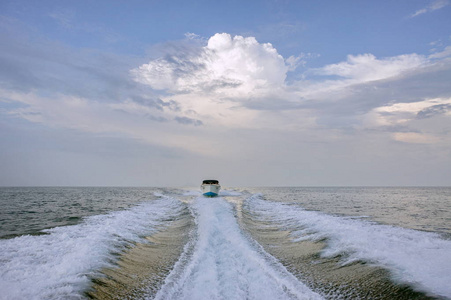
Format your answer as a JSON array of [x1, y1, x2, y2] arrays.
[[0, 0, 451, 187]]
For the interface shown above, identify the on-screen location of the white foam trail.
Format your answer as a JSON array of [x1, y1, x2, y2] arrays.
[[219, 190, 242, 196], [154, 197, 323, 300], [246, 194, 451, 298], [182, 190, 201, 196], [0, 196, 185, 300]]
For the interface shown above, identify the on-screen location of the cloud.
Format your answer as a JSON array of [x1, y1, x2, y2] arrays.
[[285, 53, 319, 72], [109, 99, 170, 122], [112, 96, 180, 112], [392, 132, 440, 144], [429, 46, 451, 59], [134, 35, 434, 106], [131, 34, 436, 118], [411, 0, 449, 17], [417, 103, 451, 119], [131, 33, 288, 98], [128, 33, 451, 149], [174, 116, 203, 126], [1, 89, 215, 155], [312, 53, 428, 82], [362, 98, 451, 143], [184, 32, 202, 40], [372, 98, 451, 116], [2, 30, 451, 160]]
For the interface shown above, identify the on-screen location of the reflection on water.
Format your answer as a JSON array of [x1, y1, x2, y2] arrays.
[[246, 187, 451, 236], [0, 187, 162, 239]]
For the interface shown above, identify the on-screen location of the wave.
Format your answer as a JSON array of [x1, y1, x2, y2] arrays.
[[154, 196, 323, 300], [0, 195, 185, 300], [245, 194, 451, 298]]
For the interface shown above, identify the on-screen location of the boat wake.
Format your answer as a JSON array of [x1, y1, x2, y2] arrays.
[[154, 196, 323, 300], [245, 194, 451, 299], [2, 189, 450, 299], [0, 195, 186, 300]]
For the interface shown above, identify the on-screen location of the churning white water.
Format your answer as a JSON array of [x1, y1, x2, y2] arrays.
[[2, 187, 450, 299], [0, 195, 185, 300], [153, 196, 323, 300], [246, 194, 451, 299]]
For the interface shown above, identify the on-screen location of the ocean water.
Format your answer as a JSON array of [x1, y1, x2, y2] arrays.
[[0, 187, 450, 299]]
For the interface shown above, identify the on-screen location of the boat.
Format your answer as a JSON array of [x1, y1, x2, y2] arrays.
[[201, 179, 221, 197]]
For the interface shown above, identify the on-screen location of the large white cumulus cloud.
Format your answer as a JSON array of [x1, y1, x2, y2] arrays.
[[127, 32, 451, 146], [131, 33, 288, 97], [132, 33, 437, 108]]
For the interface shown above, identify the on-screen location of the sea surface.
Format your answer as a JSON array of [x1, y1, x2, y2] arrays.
[[0, 187, 450, 299]]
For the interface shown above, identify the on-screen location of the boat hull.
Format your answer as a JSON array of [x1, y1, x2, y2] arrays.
[[201, 184, 220, 197]]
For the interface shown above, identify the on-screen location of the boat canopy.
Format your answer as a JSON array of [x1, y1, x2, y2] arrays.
[[202, 179, 219, 184]]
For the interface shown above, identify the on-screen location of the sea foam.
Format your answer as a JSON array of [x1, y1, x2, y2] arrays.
[[0, 195, 185, 300], [246, 194, 451, 298], [154, 196, 323, 300]]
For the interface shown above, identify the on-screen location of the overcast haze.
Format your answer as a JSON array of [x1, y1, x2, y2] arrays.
[[1, 0, 451, 187]]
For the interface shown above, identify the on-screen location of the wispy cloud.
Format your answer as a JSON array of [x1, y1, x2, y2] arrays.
[[429, 45, 451, 59], [362, 98, 451, 144], [410, 0, 449, 17], [2, 89, 213, 154], [311, 53, 428, 82]]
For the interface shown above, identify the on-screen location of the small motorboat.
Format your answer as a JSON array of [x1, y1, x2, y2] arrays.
[[201, 180, 221, 197]]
